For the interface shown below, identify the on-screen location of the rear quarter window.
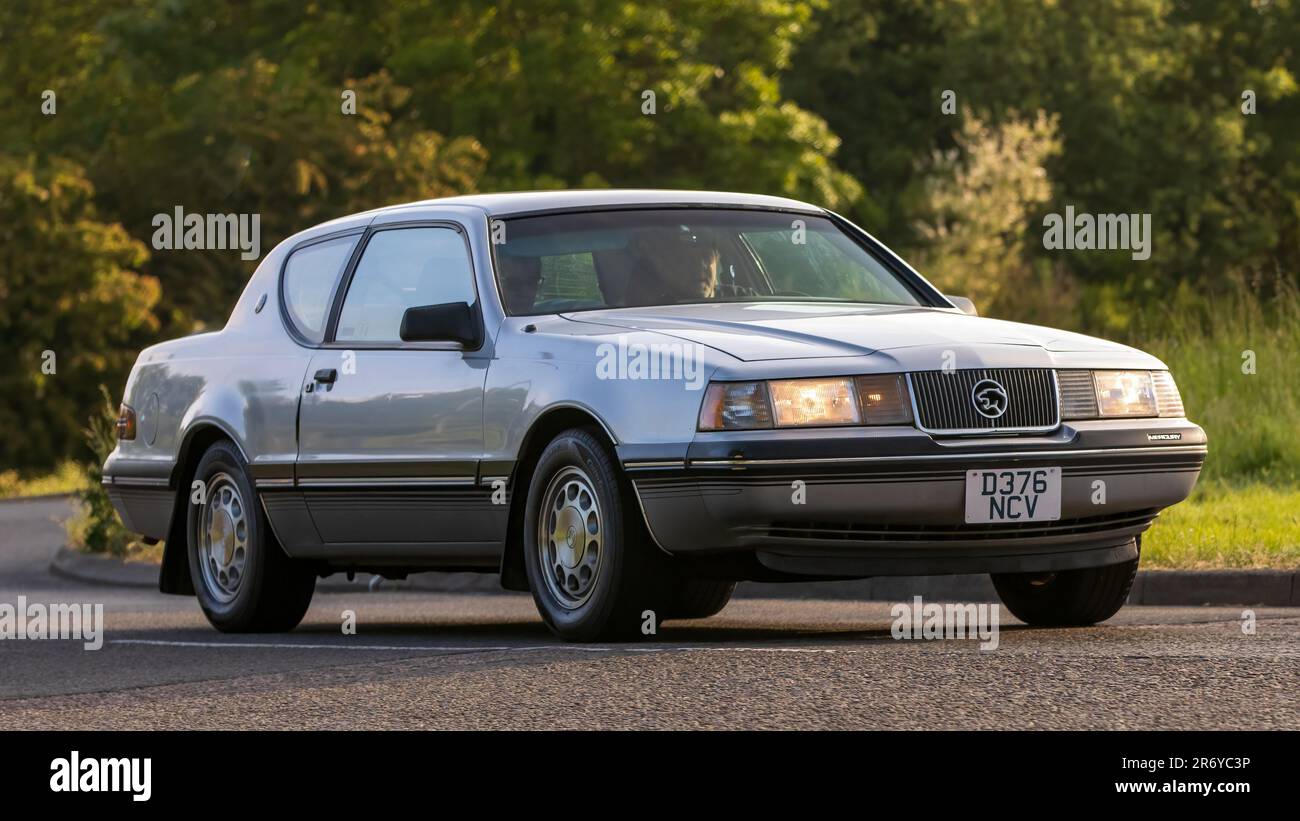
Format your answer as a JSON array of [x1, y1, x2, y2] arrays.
[[281, 236, 357, 343]]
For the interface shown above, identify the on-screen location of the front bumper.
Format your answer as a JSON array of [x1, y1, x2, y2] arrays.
[[623, 418, 1205, 578]]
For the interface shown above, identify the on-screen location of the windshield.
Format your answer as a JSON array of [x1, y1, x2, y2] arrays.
[[493, 208, 926, 315]]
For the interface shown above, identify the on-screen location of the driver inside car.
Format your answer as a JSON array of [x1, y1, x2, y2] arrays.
[[624, 227, 721, 305]]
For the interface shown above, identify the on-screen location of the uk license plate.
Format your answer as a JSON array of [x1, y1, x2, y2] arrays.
[[964, 467, 1062, 524]]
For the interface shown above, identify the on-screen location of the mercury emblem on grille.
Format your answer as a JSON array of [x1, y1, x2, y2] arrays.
[[970, 379, 1009, 419]]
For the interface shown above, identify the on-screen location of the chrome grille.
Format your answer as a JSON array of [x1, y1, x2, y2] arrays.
[[1057, 369, 1099, 419], [908, 368, 1058, 433]]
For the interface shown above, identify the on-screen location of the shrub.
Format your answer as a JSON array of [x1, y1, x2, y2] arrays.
[[64, 385, 140, 557]]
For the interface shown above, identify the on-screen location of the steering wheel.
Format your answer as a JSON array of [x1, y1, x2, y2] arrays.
[[714, 282, 763, 298]]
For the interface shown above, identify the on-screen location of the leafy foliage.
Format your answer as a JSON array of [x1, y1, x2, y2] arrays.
[[789, 0, 1300, 329], [912, 110, 1067, 320], [1, 0, 1297, 484], [65, 385, 140, 557], [0, 157, 159, 470]]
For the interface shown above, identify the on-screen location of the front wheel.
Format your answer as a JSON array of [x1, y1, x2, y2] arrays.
[[991, 555, 1139, 627], [664, 578, 736, 620], [187, 440, 316, 632], [523, 428, 670, 641]]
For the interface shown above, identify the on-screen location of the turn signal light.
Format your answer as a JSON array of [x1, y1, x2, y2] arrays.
[[116, 403, 137, 440]]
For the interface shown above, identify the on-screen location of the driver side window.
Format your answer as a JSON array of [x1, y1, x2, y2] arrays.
[[336, 227, 476, 343]]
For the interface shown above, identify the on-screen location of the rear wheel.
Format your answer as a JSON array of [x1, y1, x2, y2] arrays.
[[991, 554, 1139, 627], [523, 428, 670, 641], [187, 440, 315, 632]]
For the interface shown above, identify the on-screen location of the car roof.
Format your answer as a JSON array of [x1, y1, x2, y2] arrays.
[[373, 189, 827, 218]]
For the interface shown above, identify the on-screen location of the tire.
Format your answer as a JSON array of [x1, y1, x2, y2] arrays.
[[523, 428, 671, 641], [991, 555, 1139, 627], [186, 440, 315, 632], [664, 578, 736, 620]]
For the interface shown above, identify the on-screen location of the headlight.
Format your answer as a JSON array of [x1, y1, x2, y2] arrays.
[[698, 375, 912, 430], [769, 378, 860, 427], [1092, 370, 1158, 417]]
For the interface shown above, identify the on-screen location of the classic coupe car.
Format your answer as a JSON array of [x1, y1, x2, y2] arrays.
[[103, 190, 1205, 640]]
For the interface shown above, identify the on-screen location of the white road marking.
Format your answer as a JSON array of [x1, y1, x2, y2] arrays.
[[111, 638, 841, 654]]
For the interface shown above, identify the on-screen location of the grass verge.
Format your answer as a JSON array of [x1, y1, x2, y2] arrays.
[[0, 461, 88, 498], [1133, 279, 1300, 485], [1143, 481, 1300, 569]]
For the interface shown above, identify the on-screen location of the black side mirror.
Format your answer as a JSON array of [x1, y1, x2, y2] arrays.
[[399, 302, 480, 347]]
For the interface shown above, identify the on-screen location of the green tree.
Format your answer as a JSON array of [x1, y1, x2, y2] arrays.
[[933, 0, 1300, 312], [913, 110, 1072, 323], [14, 0, 858, 332], [81, 58, 488, 326], [787, 0, 1300, 329], [374, 0, 862, 207], [785, 0, 951, 240], [0, 157, 159, 470]]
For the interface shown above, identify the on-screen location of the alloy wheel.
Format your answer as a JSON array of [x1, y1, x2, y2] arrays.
[[536, 466, 605, 609]]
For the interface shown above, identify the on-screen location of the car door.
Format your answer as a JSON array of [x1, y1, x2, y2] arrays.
[[295, 222, 497, 555]]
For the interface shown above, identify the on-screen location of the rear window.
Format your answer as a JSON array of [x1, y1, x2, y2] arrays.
[[536, 253, 602, 302]]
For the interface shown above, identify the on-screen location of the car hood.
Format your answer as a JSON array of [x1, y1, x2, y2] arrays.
[[563, 303, 1132, 362]]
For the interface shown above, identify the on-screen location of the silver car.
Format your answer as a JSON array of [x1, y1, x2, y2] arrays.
[[104, 190, 1206, 640]]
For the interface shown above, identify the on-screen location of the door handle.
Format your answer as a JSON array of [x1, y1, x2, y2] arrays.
[[313, 368, 338, 384]]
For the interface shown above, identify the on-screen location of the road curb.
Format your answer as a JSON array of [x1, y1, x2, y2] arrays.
[[49, 547, 1300, 605], [48, 547, 522, 595], [50, 547, 157, 589]]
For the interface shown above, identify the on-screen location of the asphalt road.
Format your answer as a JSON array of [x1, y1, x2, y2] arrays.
[[1, 496, 1297, 730]]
